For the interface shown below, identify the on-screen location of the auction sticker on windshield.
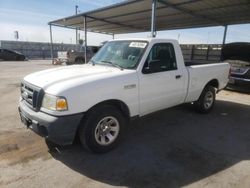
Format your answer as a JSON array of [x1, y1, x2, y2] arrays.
[[129, 42, 147, 48]]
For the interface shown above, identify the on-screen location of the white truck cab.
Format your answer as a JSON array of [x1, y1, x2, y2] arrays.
[[19, 38, 230, 153]]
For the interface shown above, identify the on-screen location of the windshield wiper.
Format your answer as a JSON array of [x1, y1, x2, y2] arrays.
[[100, 60, 123, 70]]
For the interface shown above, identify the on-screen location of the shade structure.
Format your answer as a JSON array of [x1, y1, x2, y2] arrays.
[[49, 0, 250, 35]]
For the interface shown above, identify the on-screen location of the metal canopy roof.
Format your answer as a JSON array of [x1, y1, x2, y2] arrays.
[[49, 0, 250, 35]]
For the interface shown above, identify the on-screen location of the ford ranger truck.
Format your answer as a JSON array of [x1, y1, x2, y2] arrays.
[[18, 38, 230, 153]]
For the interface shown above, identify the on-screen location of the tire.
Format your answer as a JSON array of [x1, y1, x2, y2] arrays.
[[20, 56, 25, 61], [45, 139, 60, 152], [16, 55, 25, 61], [75, 57, 85, 64], [194, 85, 216, 113], [78, 105, 125, 153], [66, 61, 72, 65]]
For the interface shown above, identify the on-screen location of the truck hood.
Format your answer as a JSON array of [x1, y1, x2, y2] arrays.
[[24, 64, 127, 89]]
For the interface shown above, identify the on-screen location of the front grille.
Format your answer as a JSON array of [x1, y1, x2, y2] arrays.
[[21, 82, 43, 111]]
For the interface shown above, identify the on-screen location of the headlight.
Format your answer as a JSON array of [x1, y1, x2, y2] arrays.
[[42, 94, 68, 111]]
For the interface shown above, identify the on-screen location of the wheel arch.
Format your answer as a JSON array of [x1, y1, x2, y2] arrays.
[[206, 79, 219, 89], [87, 99, 131, 120]]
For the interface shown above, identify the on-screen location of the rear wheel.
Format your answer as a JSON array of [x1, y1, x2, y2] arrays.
[[78, 105, 125, 153], [194, 85, 216, 113]]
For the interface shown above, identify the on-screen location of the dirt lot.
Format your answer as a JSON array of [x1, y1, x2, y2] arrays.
[[0, 60, 250, 188]]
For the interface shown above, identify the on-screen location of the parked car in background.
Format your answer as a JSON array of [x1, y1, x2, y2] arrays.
[[221, 42, 250, 87], [66, 46, 99, 65], [0, 48, 26, 61]]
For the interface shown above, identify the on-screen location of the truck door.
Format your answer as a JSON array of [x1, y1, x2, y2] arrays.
[[138, 43, 186, 115]]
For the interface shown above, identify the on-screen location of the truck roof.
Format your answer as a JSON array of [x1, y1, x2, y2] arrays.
[[111, 38, 178, 43]]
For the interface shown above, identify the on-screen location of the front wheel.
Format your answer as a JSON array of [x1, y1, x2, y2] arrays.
[[194, 85, 216, 113], [78, 105, 125, 153]]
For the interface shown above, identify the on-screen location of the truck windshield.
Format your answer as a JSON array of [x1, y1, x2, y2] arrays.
[[91, 40, 148, 69]]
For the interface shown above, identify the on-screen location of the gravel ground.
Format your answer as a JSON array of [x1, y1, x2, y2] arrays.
[[0, 60, 250, 188]]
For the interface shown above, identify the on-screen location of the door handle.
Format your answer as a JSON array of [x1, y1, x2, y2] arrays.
[[175, 75, 182, 79]]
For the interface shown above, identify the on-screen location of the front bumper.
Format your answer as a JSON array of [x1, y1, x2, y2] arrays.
[[18, 100, 84, 145], [229, 76, 250, 86]]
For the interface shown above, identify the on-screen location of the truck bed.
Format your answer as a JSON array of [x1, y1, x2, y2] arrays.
[[185, 61, 221, 66], [184, 62, 230, 103]]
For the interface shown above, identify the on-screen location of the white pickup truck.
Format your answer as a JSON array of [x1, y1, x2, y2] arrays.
[[19, 38, 230, 153]]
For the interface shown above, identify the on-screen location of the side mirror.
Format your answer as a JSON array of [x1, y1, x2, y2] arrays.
[[143, 59, 161, 74]]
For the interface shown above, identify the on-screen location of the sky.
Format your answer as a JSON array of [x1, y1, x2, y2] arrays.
[[1, 0, 250, 46]]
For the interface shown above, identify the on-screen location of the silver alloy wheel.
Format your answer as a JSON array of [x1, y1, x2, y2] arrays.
[[204, 91, 214, 109], [94, 116, 120, 146]]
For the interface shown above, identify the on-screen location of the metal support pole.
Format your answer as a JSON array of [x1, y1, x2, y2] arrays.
[[151, 0, 157, 37], [222, 25, 228, 45], [112, 34, 114, 39], [190, 45, 195, 61], [49, 24, 54, 60], [84, 16, 87, 64], [75, 5, 78, 44], [206, 45, 210, 61]]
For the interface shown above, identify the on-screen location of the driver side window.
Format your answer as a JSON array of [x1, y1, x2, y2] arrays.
[[143, 43, 177, 73]]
